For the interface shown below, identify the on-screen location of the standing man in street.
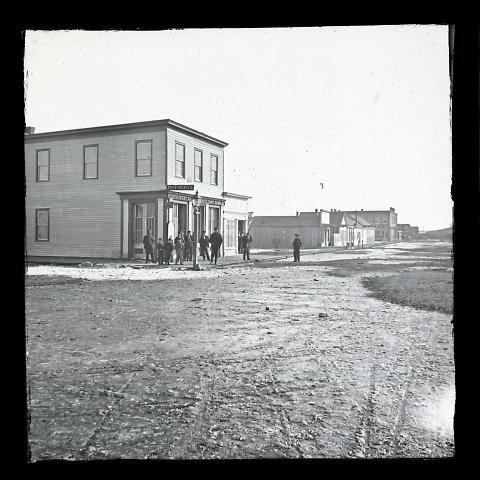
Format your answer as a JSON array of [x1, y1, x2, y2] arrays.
[[184, 230, 193, 261], [199, 230, 210, 261], [156, 237, 165, 265], [238, 231, 243, 255], [143, 229, 156, 263], [209, 226, 223, 265], [174, 232, 185, 265], [164, 237, 174, 265], [242, 231, 252, 261], [293, 233, 302, 262]]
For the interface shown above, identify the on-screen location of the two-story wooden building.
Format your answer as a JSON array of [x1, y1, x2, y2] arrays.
[[25, 119, 245, 261]]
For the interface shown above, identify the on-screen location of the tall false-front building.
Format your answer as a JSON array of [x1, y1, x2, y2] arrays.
[[24, 119, 243, 261]]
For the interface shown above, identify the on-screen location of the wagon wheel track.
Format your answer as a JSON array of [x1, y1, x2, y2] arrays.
[[78, 351, 154, 459]]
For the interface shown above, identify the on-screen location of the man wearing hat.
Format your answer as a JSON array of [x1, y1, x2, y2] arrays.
[[293, 233, 302, 262], [143, 229, 156, 263], [209, 226, 223, 265]]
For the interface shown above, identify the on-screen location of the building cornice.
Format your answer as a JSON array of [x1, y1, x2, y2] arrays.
[[222, 192, 252, 200], [25, 119, 229, 147]]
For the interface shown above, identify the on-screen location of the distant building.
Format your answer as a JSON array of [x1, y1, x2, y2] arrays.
[[25, 119, 250, 261], [329, 210, 375, 247], [419, 227, 452, 242], [249, 210, 331, 249], [343, 208, 398, 241], [397, 223, 420, 241]]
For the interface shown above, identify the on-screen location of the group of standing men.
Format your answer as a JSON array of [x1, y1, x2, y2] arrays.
[[144, 228, 303, 264], [142, 227, 223, 266], [238, 231, 253, 260]]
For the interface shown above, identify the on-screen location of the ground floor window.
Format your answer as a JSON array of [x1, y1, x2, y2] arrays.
[[35, 208, 49, 241], [224, 219, 236, 248]]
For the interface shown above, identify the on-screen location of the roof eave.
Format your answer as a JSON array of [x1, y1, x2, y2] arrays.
[[24, 118, 229, 147]]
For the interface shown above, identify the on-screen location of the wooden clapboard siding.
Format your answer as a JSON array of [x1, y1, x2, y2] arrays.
[[248, 226, 327, 249], [166, 126, 224, 199], [25, 125, 167, 258]]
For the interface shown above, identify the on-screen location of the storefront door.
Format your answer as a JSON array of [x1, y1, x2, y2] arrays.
[[209, 207, 220, 235], [173, 203, 188, 238], [132, 202, 156, 259]]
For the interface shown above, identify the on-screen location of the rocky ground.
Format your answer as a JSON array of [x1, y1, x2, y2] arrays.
[[25, 242, 454, 460]]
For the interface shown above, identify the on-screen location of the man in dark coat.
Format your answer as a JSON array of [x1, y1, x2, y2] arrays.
[[209, 226, 223, 265], [293, 233, 302, 262], [199, 231, 210, 261], [156, 238, 165, 265], [174, 233, 184, 265], [143, 229, 156, 263], [184, 230, 193, 261], [242, 231, 252, 260], [164, 237, 174, 265]]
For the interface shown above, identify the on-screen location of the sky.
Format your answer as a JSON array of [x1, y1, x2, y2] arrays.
[[24, 26, 452, 231]]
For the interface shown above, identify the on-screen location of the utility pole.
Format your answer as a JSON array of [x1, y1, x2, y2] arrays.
[[192, 190, 201, 271]]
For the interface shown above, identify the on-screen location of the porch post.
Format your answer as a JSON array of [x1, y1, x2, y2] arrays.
[[121, 199, 129, 259]]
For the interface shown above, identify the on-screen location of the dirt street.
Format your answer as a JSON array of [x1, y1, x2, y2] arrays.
[[25, 243, 454, 460]]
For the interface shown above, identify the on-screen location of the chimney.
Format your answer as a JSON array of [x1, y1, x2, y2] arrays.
[[315, 208, 318, 215], [296, 211, 299, 216], [25, 126, 35, 135]]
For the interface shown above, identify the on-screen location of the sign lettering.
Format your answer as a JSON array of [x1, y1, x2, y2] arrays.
[[167, 184, 194, 191], [171, 194, 191, 202]]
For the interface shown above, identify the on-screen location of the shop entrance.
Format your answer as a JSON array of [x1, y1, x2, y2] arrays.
[[173, 203, 188, 238], [237, 220, 246, 253], [132, 202, 156, 259], [209, 207, 220, 235]]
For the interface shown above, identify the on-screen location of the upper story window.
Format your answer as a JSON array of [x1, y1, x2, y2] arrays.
[[35, 208, 49, 241], [83, 145, 98, 179], [175, 142, 185, 178], [36, 149, 50, 182], [135, 140, 152, 177], [210, 154, 218, 185], [194, 148, 203, 182]]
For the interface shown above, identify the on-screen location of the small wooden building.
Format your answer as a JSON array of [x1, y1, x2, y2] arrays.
[[329, 211, 375, 247], [249, 212, 331, 250]]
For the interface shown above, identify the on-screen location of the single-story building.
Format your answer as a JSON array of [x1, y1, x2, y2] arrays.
[[249, 210, 331, 249], [329, 211, 375, 247], [397, 223, 420, 241]]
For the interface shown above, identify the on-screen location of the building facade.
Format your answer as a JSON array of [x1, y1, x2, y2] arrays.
[[342, 208, 398, 242], [329, 211, 375, 247], [249, 211, 331, 250], [25, 119, 241, 261], [221, 192, 251, 255], [397, 223, 420, 241]]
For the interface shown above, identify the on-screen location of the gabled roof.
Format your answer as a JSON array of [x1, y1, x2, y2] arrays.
[[24, 119, 229, 147], [330, 211, 372, 227], [345, 214, 371, 227], [250, 216, 328, 228], [329, 211, 346, 226]]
